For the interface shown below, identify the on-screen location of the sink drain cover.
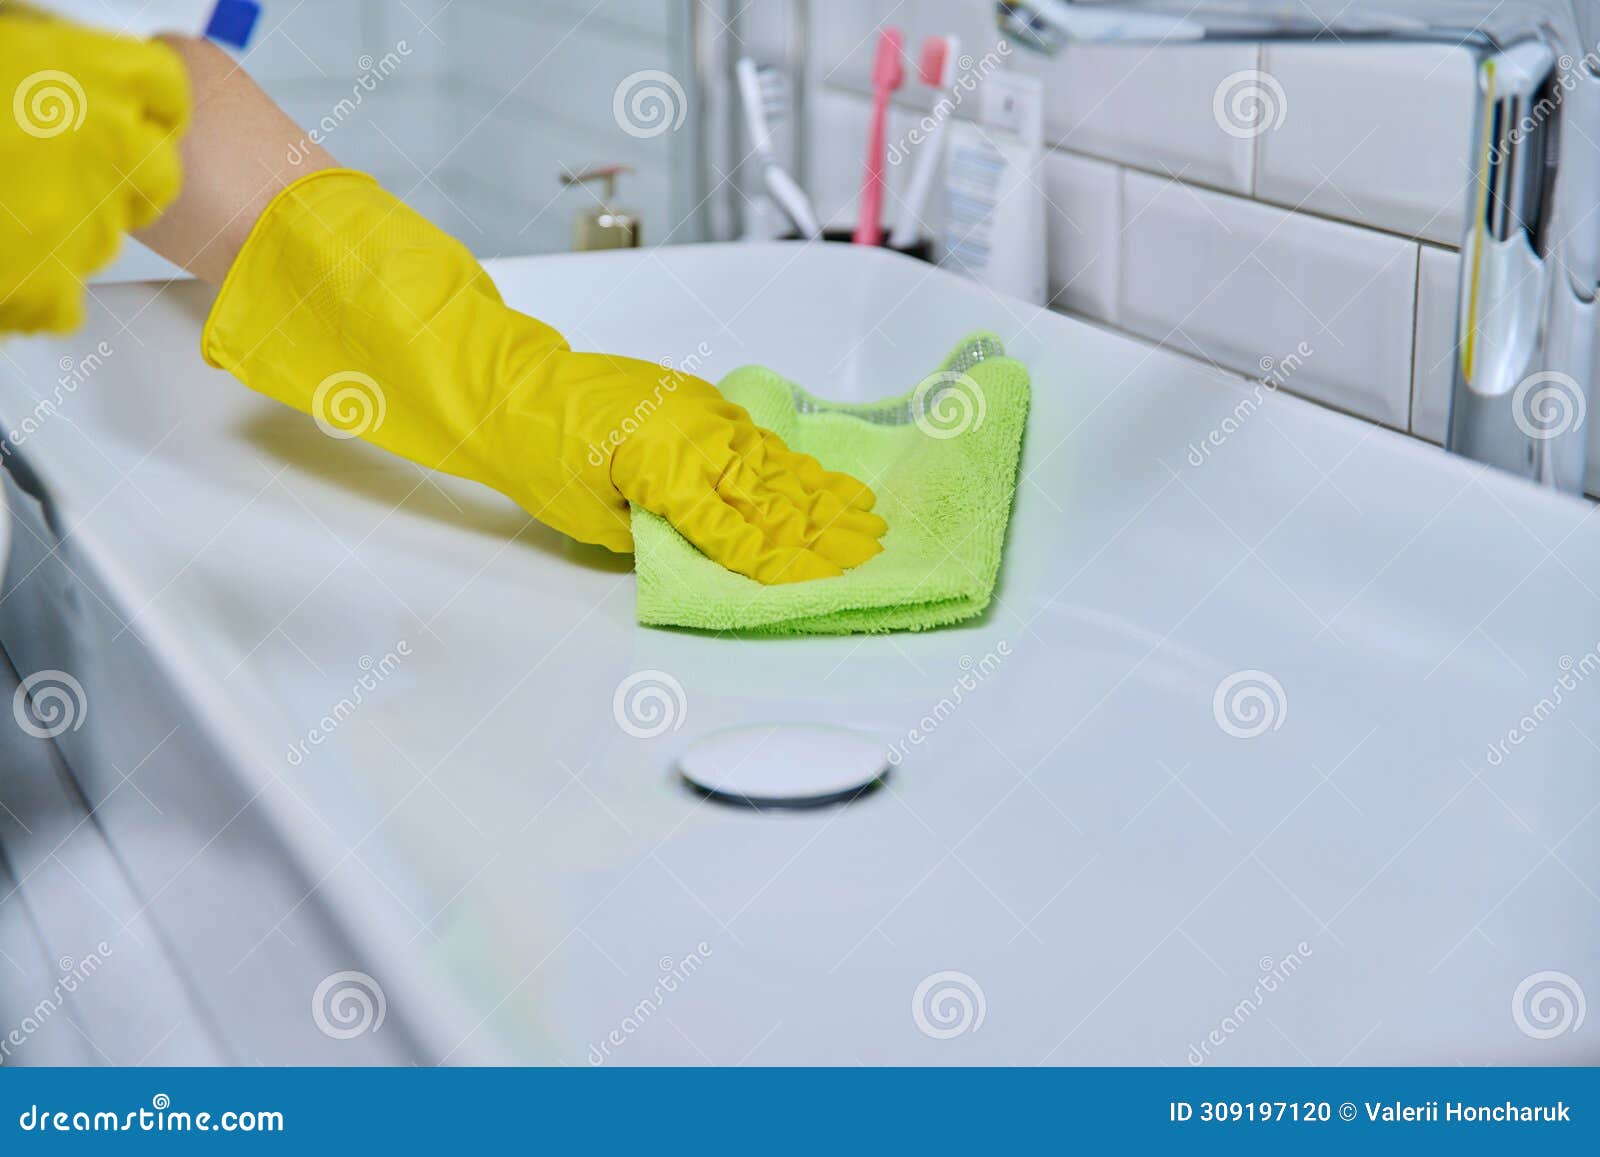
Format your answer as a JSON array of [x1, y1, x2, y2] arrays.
[[679, 723, 889, 808]]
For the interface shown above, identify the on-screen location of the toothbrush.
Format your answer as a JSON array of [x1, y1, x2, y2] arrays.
[[888, 35, 960, 251], [852, 27, 905, 246], [736, 57, 822, 239]]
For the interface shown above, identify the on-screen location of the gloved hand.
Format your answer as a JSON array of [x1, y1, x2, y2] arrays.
[[0, 10, 189, 333], [202, 169, 887, 584]]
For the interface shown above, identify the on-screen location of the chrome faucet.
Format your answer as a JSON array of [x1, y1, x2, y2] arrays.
[[1013, 0, 1599, 494]]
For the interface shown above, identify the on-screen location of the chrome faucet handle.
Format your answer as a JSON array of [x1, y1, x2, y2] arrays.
[[1020, 0, 1600, 494], [1018, 1, 1583, 48]]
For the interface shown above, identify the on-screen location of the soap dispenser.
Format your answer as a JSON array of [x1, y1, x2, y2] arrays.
[[561, 165, 640, 251]]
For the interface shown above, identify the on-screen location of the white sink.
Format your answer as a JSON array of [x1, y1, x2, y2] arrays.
[[0, 241, 1596, 1066]]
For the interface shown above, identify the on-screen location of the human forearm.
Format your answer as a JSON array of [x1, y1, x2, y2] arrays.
[[133, 36, 335, 283]]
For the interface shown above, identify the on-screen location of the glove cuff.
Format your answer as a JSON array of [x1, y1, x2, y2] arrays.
[[198, 167, 508, 453], [200, 167, 381, 372]]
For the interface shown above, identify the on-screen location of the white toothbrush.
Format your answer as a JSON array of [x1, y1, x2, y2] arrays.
[[736, 57, 822, 240], [889, 35, 960, 251]]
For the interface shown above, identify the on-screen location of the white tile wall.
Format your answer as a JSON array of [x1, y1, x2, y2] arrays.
[[272, 87, 451, 181], [1256, 44, 1474, 245], [1120, 171, 1417, 428], [384, 0, 692, 257], [77, 3, 1600, 499], [1024, 44, 1256, 194], [1411, 246, 1462, 445], [806, 88, 932, 236], [810, 6, 1255, 193], [97, 0, 456, 283], [1044, 151, 1119, 323], [801, 3, 1598, 497], [451, 4, 672, 127], [98, 0, 692, 275], [238, 0, 378, 86], [445, 103, 681, 254], [382, 0, 454, 79]]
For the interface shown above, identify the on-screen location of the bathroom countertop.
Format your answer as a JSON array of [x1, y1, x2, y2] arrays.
[[0, 242, 1596, 1065]]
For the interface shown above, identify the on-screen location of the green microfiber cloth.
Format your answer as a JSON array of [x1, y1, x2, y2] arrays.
[[632, 332, 1030, 635]]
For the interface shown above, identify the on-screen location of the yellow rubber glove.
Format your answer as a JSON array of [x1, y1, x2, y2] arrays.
[[202, 170, 887, 584], [0, 10, 189, 333]]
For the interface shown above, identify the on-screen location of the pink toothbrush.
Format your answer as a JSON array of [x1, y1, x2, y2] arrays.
[[853, 27, 904, 246]]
